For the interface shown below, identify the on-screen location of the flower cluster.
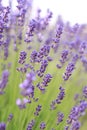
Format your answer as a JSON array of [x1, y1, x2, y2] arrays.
[[1, 1, 87, 130], [66, 100, 87, 129], [30, 45, 50, 63]]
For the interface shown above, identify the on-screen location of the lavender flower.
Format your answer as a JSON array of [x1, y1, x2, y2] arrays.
[[16, 98, 31, 109], [3, 37, 10, 60], [41, 9, 53, 30], [1, 2, 87, 130], [17, 67, 27, 73], [16, 8, 26, 26], [40, 122, 46, 130], [30, 50, 38, 63], [50, 86, 65, 110], [64, 126, 69, 130], [79, 100, 87, 114], [57, 112, 64, 125], [34, 104, 42, 116], [67, 100, 87, 126], [17, 71, 36, 108], [16, 0, 32, 26], [56, 86, 65, 104], [60, 50, 69, 64], [36, 73, 52, 92], [7, 114, 13, 122], [0, 122, 6, 130], [0, 70, 9, 94], [42, 73, 52, 87], [25, 19, 36, 43], [50, 100, 56, 110], [36, 83, 46, 93], [72, 54, 79, 63], [18, 51, 27, 64], [68, 106, 79, 123], [26, 119, 35, 130], [52, 24, 63, 52], [47, 56, 53, 62], [37, 45, 50, 61], [83, 86, 87, 98], [56, 50, 69, 69], [37, 59, 48, 77], [81, 57, 87, 71], [70, 121, 81, 130], [63, 62, 75, 81], [74, 94, 79, 101], [79, 41, 86, 54]]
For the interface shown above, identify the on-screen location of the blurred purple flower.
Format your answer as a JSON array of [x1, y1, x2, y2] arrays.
[[0, 122, 6, 130]]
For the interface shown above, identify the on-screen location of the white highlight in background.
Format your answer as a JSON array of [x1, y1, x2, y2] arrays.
[[2, 0, 87, 25]]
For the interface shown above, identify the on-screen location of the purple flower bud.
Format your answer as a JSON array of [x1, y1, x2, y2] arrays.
[[79, 42, 86, 54], [42, 73, 52, 87], [70, 121, 81, 130], [40, 122, 46, 130], [8, 114, 13, 122], [26, 119, 35, 130], [63, 62, 75, 81], [60, 50, 68, 64], [34, 105, 42, 116], [40, 60, 48, 73], [57, 112, 64, 125], [30, 50, 38, 63], [18, 51, 27, 64], [64, 126, 69, 130], [56, 86, 65, 104], [50, 100, 56, 110], [47, 56, 53, 61]]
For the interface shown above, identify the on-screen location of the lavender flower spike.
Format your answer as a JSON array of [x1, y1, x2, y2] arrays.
[[40, 122, 46, 130], [57, 112, 64, 125], [0, 70, 9, 94], [83, 86, 87, 98], [63, 62, 75, 81], [18, 51, 27, 64], [0, 122, 6, 130]]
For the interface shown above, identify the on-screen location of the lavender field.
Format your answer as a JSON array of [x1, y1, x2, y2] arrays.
[[0, 0, 87, 130]]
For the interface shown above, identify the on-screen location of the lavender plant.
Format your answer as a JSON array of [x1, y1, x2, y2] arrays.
[[0, 0, 87, 130]]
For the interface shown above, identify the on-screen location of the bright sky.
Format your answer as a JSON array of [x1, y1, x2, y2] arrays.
[[2, 0, 87, 25]]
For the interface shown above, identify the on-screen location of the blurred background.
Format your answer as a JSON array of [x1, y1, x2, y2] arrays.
[[2, 0, 87, 25]]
